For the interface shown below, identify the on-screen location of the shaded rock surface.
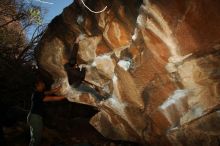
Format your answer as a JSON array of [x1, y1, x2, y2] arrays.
[[3, 101, 140, 146], [36, 0, 220, 145]]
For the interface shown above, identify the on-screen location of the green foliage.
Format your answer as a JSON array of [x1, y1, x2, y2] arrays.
[[28, 7, 43, 25], [0, 0, 46, 113], [0, 0, 46, 61]]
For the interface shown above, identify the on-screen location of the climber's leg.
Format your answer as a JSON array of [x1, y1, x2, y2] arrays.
[[29, 114, 43, 146]]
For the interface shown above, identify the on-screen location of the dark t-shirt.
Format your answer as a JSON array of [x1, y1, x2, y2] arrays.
[[64, 64, 86, 88], [31, 91, 45, 117]]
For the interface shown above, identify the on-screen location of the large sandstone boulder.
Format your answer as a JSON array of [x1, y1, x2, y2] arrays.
[[36, 0, 220, 145]]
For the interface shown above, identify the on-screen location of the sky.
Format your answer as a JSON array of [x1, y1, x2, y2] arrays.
[[32, 0, 73, 23], [25, 0, 73, 39]]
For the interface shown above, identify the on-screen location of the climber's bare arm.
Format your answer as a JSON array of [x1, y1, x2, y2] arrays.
[[43, 95, 66, 102]]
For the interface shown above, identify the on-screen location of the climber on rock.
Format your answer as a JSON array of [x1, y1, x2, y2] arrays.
[[64, 44, 109, 101], [27, 71, 65, 146], [64, 60, 109, 101]]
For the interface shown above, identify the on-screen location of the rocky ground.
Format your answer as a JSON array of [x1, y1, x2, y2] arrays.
[[3, 101, 141, 146]]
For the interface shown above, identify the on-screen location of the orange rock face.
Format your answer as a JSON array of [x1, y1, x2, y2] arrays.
[[36, 0, 220, 145]]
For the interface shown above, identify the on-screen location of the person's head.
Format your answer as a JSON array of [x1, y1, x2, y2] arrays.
[[35, 77, 46, 92], [33, 68, 54, 91]]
